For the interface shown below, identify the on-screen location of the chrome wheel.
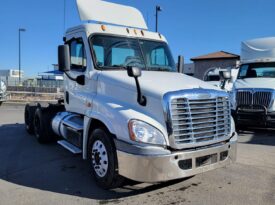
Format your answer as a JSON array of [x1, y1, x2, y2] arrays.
[[92, 140, 108, 177]]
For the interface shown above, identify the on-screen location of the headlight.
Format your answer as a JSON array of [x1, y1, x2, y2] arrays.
[[128, 120, 166, 146]]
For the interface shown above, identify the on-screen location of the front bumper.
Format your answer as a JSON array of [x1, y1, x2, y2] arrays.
[[116, 134, 237, 183], [232, 108, 275, 128]]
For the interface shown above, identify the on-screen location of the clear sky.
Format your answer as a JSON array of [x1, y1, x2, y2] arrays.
[[0, 0, 275, 77]]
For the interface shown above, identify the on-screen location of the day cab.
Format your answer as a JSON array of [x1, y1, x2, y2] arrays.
[[24, 0, 237, 189]]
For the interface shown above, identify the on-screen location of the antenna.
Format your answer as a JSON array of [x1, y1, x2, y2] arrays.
[[63, 0, 66, 32]]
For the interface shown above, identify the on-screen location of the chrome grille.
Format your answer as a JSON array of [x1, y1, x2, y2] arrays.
[[164, 89, 231, 149], [236, 90, 273, 108]]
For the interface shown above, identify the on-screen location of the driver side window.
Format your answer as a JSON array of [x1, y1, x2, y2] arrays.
[[69, 38, 87, 71]]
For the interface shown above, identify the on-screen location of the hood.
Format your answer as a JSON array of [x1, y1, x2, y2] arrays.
[[99, 71, 220, 99], [234, 78, 275, 90]]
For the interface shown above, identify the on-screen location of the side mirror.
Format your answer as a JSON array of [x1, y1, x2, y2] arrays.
[[177, 55, 184, 73], [76, 75, 85, 86], [127, 66, 142, 78], [127, 66, 146, 106], [58, 45, 71, 72], [219, 71, 231, 90], [219, 71, 231, 80]]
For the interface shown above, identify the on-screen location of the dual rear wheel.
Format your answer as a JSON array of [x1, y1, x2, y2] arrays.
[[24, 103, 63, 143], [24, 104, 124, 189]]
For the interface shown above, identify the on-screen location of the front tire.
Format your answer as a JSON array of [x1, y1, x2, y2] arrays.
[[88, 128, 124, 189]]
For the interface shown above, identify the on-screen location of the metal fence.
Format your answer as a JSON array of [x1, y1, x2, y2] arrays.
[[8, 86, 59, 93], [0, 76, 64, 92], [1, 75, 64, 102]]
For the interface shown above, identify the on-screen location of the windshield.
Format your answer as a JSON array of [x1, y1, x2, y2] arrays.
[[238, 62, 275, 79], [90, 35, 176, 72]]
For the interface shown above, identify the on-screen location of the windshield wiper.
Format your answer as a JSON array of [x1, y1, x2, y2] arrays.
[[105, 65, 127, 70], [150, 67, 172, 72]]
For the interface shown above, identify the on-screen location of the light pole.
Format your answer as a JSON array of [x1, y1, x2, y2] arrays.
[[19, 28, 26, 84], [155, 5, 162, 32]]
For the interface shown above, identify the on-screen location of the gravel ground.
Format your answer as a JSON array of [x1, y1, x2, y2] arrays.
[[0, 103, 274, 205]]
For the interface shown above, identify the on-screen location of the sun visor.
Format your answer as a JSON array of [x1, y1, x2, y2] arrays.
[[76, 0, 148, 29]]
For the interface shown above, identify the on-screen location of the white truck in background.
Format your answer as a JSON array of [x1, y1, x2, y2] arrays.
[[231, 37, 275, 129], [24, 0, 237, 189], [0, 80, 7, 106]]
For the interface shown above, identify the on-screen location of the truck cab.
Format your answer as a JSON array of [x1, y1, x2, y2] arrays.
[[231, 37, 275, 129], [24, 0, 237, 189]]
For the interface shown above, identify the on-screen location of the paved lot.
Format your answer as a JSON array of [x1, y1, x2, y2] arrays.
[[0, 103, 274, 205]]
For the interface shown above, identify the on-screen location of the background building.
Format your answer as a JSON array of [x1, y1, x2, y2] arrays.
[[190, 51, 240, 80], [0, 69, 25, 86], [183, 63, 195, 76]]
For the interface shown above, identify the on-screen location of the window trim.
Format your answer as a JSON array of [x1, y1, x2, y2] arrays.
[[66, 37, 87, 73]]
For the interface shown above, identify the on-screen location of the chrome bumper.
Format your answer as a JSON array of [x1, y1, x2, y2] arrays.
[[117, 135, 237, 183]]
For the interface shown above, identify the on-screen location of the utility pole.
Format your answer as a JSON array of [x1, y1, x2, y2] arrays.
[[19, 28, 26, 85], [64, 0, 66, 32], [155, 5, 162, 32]]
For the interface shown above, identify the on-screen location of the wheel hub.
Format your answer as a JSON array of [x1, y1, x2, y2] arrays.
[[92, 140, 108, 177], [94, 152, 101, 165]]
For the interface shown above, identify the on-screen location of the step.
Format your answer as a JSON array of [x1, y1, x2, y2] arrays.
[[57, 140, 82, 154]]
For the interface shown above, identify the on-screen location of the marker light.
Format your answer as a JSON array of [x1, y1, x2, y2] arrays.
[[101, 25, 106, 31], [141, 30, 144, 36]]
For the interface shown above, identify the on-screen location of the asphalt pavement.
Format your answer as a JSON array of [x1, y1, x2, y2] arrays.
[[0, 103, 274, 205]]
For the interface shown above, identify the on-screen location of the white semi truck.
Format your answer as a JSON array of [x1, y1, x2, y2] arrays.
[[231, 37, 275, 129], [24, 0, 237, 189], [0, 80, 7, 106]]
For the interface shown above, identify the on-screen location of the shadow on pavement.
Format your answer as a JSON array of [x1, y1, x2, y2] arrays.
[[0, 123, 188, 201], [237, 127, 275, 146]]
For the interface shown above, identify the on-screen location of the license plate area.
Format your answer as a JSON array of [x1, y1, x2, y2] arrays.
[[196, 153, 218, 167]]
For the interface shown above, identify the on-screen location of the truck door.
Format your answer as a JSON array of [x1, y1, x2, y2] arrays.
[[64, 33, 98, 115]]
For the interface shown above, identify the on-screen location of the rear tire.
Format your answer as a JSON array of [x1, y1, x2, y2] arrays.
[[88, 127, 124, 189], [0, 102, 2, 106], [33, 106, 57, 143], [24, 104, 37, 134]]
